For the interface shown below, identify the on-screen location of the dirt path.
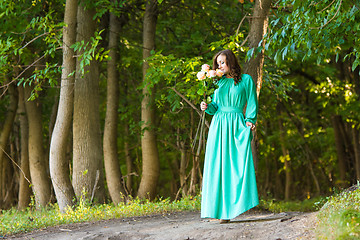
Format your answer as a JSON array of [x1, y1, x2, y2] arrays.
[[8, 210, 317, 240]]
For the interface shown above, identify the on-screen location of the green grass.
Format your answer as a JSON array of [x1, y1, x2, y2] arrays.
[[316, 188, 360, 239], [4, 192, 355, 238], [0, 195, 201, 237], [259, 196, 325, 213]]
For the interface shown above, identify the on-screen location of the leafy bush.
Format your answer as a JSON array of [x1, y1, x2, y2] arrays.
[[316, 187, 360, 239]]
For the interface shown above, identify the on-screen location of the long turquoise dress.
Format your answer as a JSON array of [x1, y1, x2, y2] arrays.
[[201, 74, 259, 220]]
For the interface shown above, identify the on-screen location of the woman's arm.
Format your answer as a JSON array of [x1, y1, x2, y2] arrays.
[[244, 74, 258, 125]]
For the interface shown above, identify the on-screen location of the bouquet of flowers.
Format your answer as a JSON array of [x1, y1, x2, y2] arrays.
[[191, 64, 224, 153], [196, 64, 224, 103]]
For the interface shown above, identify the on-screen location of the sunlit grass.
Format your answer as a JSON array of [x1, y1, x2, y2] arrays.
[[0, 195, 201, 237], [3, 192, 356, 238], [316, 188, 360, 239]]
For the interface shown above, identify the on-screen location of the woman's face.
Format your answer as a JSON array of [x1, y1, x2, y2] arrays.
[[216, 54, 230, 76]]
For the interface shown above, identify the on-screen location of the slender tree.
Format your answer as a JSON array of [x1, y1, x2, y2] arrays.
[[17, 86, 31, 210], [103, 12, 127, 204], [353, 127, 360, 180], [277, 104, 291, 200], [331, 115, 348, 187], [24, 84, 51, 208], [49, 0, 78, 212], [72, 1, 105, 202], [137, 0, 160, 200], [0, 83, 18, 208]]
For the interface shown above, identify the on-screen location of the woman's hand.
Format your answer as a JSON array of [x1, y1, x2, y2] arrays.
[[246, 122, 256, 130], [200, 101, 208, 111]]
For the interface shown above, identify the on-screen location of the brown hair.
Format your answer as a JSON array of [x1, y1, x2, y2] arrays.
[[212, 49, 242, 85]]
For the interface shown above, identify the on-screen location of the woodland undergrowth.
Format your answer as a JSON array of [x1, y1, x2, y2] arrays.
[[0, 195, 201, 236], [1, 191, 359, 238]]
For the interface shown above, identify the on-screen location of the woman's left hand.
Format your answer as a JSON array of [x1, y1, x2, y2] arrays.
[[246, 122, 256, 130]]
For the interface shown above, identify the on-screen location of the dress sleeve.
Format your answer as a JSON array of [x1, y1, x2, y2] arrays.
[[204, 78, 222, 115], [244, 74, 258, 124], [205, 101, 218, 115]]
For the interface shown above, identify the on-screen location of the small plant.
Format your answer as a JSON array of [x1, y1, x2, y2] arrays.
[[316, 188, 360, 239]]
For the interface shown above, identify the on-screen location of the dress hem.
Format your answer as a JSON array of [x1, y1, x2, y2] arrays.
[[200, 202, 259, 220]]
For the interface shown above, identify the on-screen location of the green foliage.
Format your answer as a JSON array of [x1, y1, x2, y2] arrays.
[[253, 1, 360, 199], [93, 0, 126, 19], [316, 188, 360, 239], [145, 32, 248, 112], [0, 0, 64, 100], [145, 51, 205, 109], [266, 1, 360, 68], [71, 29, 110, 76], [0, 195, 201, 236]]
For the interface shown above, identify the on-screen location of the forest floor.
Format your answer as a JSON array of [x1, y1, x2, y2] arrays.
[[7, 209, 318, 240]]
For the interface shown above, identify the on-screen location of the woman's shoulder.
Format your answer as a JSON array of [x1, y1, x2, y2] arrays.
[[217, 75, 228, 83], [240, 74, 254, 84], [241, 74, 253, 81]]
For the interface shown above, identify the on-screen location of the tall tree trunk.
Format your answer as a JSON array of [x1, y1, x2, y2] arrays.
[[17, 87, 31, 210], [0, 84, 18, 179], [353, 127, 360, 180], [0, 83, 18, 208], [124, 124, 134, 195], [189, 155, 199, 195], [24, 85, 51, 208], [123, 73, 134, 195], [353, 63, 360, 180], [72, 2, 105, 202], [49, 0, 77, 212], [278, 113, 291, 200], [243, 0, 272, 94], [331, 115, 348, 187], [179, 143, 188, 196], [103, 12, 126, 204], [137, 0, 159, 200], [243, 0, 272, 169]]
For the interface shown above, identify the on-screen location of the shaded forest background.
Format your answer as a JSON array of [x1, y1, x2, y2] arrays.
[[0, 0, 359, 212]]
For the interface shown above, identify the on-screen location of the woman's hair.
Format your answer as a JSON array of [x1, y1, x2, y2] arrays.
[[212, 49, 242, 85]]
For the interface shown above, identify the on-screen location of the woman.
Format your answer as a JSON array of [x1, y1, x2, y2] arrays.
[[200, 49, 258, 223]]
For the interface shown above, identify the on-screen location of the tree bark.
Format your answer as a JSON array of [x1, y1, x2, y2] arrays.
[[243, 0, 272, 95], [137, 0, 159, 200], [331, 115, 348, 187], [0, 83, 18, 209], [243, 0, 272, 169], [123, 123, 134, 195], [353, 126, 360, 180], [0, 84, 18, 182], [24, 85, 51, 208], [277, 110, 291, 200], [17, 86, 31, 210], [179, 143, 188, 196], [103, 12, 126, 204], [49, 0, 77, 212], [72, 2, 105, 202]]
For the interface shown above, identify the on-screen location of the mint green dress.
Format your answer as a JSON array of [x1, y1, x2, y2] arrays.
[[201, 74, 259, 220]]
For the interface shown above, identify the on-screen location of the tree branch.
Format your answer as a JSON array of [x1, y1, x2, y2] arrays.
[[317, 0, 337, 13], [311, 0, 342, 29], [168, 87, 210, 128]]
